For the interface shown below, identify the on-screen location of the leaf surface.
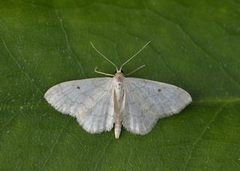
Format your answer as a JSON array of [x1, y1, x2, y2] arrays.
[[0, 0, 240, 170]]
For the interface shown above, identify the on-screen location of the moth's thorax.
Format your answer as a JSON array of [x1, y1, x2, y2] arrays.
[[113, 72, 125, 108], [113, 72, 125, 89]]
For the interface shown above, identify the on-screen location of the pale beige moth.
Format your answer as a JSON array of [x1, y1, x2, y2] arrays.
[[44, 42, 192, 139]]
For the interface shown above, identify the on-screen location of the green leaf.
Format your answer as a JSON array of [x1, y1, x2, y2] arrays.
[[0, 0, 240, 170]]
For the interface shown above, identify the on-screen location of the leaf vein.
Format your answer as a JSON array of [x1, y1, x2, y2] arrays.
[[39, 118, 71, 170], [54, 9, 85, 77], [1, 38, 43, 95], [183, 102, 229, 170], [144, 7, 240, 88]]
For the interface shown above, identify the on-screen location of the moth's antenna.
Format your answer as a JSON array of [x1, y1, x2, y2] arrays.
[[94, 67, 114, 77], [120, 41, 151, 71], [125, 65, 146, 76], [90, 42, 118, 71]]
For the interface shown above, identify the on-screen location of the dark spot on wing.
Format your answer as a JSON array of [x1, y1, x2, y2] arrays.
[[77, 86, 80, 89], [158, 88, 161, 92]]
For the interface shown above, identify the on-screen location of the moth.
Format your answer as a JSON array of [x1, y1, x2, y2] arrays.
[[44, 41, 192, 139]]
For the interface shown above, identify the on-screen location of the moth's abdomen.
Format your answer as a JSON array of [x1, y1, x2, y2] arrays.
[[114, 118, 122, 139]]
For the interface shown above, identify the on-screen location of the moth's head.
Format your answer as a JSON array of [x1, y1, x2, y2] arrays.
[[114, 71, 124, 83], [115, 69, 124, 74], [114, 70, 124, 78]]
